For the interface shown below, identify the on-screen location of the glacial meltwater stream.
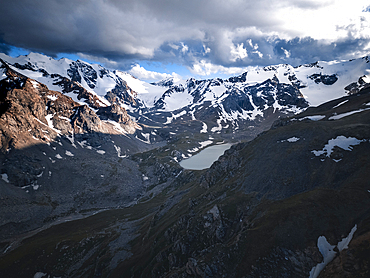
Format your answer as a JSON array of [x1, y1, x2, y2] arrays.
[[179, 143, 232, 170]]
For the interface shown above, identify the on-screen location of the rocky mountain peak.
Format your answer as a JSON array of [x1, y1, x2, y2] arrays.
[[0, 59, 139, 152], [228, 71, 248, 83]]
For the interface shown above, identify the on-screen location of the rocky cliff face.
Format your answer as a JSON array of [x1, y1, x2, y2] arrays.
[[0, 58, 140, 152]]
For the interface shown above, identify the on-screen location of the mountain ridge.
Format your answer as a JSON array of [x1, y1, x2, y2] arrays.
[[1, 52, 370, 277]]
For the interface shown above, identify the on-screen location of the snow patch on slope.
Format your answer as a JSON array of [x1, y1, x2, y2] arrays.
[[312, 136, 367, 158], [1, 173, 9, 183], [309, 225, 357, 278], [299, 115, 326, 121], [0, 67, 7, 80], [117, 71, 166, 108], [329, 108, 370, 120], [200, 122, 208, 133]]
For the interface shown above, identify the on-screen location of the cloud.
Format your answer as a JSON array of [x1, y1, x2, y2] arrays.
[[189, 60, 247, 76], [281, 48, 291, 58], [0, 36, 11, 55], [180, 43, 189, 54], [77, 53, 121, 69], [0, 0, 369, 75], [272, 36, 370, 64], [230, 43, 248, 62], [129, 64, 180, 81]]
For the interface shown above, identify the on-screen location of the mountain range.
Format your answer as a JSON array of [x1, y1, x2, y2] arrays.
[[0, 52, 370, 277]]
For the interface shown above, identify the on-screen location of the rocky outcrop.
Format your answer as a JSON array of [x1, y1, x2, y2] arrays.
[[345, 76, 370, 95], [51, 74, 108, 109], [105, 78, 138, 107], [97, 103, 131, 124], [0, 61, 154, 245], [68, 60, 97, 89], [308, 73, 338, 85], [72, 104, 105, 134], [0, 61, 55, 150]]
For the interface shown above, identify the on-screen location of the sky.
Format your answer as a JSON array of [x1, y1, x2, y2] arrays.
[[1, 0, 370, 81]]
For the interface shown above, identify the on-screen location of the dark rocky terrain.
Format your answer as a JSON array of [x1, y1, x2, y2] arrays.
[[0, 58, 165, 238], [113, 88, 370, 278], [0, 54, 370, 277]]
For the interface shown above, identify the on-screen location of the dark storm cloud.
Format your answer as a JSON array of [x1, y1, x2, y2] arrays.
[[0, 36, 11, 55], [271, 37, 370, 65], [0, 0, 369, 72]]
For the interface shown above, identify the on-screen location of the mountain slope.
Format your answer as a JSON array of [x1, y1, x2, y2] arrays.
[[1, 86, 369, 277], [117, 87, 370, 278], [1, 52, 370, 277]]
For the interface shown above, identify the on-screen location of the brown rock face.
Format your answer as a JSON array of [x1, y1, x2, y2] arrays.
[[0, 59, 138, 152], [0, 62, 52, 150], [72, 104, 104, 134], [97, 103, 131, 124]]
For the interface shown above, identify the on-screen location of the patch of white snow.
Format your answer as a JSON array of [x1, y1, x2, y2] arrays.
[[309, 225, 357, 278], [1, 173, 9, 183], [200, 122, 208, 133], [311, 136, 367, 158], [0, 68, 7, 80], [65, 133, 77, 149], [199, 140, 213, 148], [309, 236, 337, 278], [208, 205, 220, 220], [328, 108, 370, 120], [136, 132, 151, 144], [287, 137, 300, 142], [33, 272, 47, 278], [47, 95, 58, 101], [299, 115, 326, 121], [338, 225, 357, 251], [211, 119, 223, 132], [114, 145, 127, 158], [30, 80, 39, 89], [332, 100, 348, 109]]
